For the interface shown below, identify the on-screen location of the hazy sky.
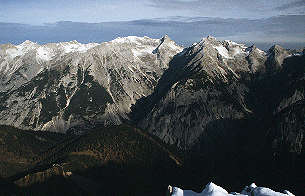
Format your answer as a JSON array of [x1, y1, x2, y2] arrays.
[[0, 0, 304, 49], [0, 0, 304, 24]]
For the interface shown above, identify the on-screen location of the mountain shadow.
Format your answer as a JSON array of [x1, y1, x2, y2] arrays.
[[129, 47, 305, 195]]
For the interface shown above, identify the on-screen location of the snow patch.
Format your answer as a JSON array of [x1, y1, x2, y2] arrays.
[[249, 183, 257, 188], [170, 182, 295, 196], [249, 187, 290, 196], [214, 45, 231, 59], [6, 48, 23, 59], [214, 42, 250, 59], [256, 48, 266, 55], [172, 186, 184, 196], [16, 40, 38, 53], [36, 47, 54, 61], [60, 42, 99, 53], [4, 40, 98, 60], [5, 40, 38, 58], [282, 190, 295, 196], [231, 47, 247, 56], [241, 184, 294, 196], [111, 36, 158, 45], [225, 40, 240, 46], [167, 41, 183, 52], [201, 182, 229, 195], [131, 46, 156, 56]]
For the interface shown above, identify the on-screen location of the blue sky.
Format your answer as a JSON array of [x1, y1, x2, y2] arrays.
[[0, 0, 304, 49], [0, 0, 304, 24]]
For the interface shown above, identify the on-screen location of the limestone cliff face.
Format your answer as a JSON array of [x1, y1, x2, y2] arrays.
[[0, 36, 183, 132], [0, 36, 304, 154], [132, 36, 305, 150]]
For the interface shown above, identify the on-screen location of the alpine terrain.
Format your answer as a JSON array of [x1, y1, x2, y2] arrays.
[[0, 35, 304, 196]]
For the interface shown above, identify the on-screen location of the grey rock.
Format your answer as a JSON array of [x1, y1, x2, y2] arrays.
[[0, 36, 183, 132]]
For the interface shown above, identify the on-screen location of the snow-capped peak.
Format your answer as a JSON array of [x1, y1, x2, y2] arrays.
[[58, 41, 99, 54], [207, 35, 217, 40], [19, 40, 36, 46], [69, 40, 79, 44], [203, 182, 229, 194], [16, 40, 39, 52], [195, 36, 252, 59], [110, 36, 158, 45], [108, 35, 182, 57], [3, 40, 99, 61], [153, 35, 183, 55], [5, 40, 38, 59]]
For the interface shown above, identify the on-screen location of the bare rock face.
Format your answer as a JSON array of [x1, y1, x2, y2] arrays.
[[0, 35, 304, 154], [266, 45, 290, 72], [128, 37, 304, 196], [131, 36, 304, 149], [132, 37, 258, 147], [0, 36, 183, 132]]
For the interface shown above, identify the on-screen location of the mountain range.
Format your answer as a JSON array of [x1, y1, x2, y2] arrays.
[[0, 35, 304, 195]]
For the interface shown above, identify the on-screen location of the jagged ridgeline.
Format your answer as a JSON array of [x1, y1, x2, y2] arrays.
[[0, 35, 304, 195]]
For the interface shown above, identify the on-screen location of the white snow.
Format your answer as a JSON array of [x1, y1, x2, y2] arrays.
[[4, 36, 181, 61], [5, 40, 38, 59], [172, 187, 184, 196], [131, 46, 156, 57], [201, 182, 230, 196], [224, 40, 239, 46], [243, 187, 291, 196], [109, 36, 165, 57], [282, 191, 295, 196], [167, 41, 183, 52], [214, 45, 231, 59], [249, 183, 257, 189], [4, 40, 99, 61], [111, 36, 158, 45], [231, 47, 247, 56], [170, 182, 295, 196], [36, 47, 54, 61], [213, 42, 252, 59], [256, 48, 266, 55], [16, 40, 38, 53], [6, 48, 23, 59], [241, 184, 295, 196], [59, 42, 99, 54], [112, 36, 140, 44]]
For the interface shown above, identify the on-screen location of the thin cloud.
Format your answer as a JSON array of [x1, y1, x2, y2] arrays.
[[276, 0, 305, 10], [1, 15, 304, 50], [147, 0, 304, 18]]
